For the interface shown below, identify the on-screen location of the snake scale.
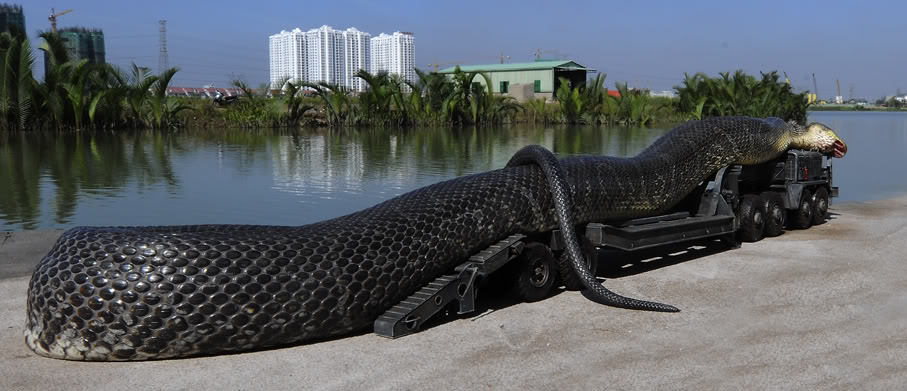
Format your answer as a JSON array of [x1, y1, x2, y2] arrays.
[[25, 117, 847, 360]]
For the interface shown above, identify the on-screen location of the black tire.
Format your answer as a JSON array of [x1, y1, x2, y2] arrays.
[[788, 188, 814, 229], [737, 194, 766, 242], [512, 242, 556, 302], [812, 187, 829, 225], [556, 235, 598, 291], [762, 192, 786, 237]]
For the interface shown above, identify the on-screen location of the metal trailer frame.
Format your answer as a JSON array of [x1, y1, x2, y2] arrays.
[[374, 149, 837, 338]]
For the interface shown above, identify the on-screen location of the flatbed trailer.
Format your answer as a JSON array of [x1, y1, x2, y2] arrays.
[[375, 149, 838, 338]]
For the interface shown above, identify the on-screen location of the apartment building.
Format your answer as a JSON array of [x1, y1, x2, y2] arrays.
[[269, 26, 413, 92]]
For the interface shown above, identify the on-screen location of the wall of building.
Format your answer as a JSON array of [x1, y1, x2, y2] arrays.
[[269, 28, 307, 88], [370, 32, 415, 88], [466, 69, 555, 95]]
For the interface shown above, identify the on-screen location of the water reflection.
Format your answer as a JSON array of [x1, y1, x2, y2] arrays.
[[1, 115, 899, 231], [0, 132, 180, 230]]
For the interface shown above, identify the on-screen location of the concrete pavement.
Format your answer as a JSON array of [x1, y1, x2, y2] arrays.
[[2, 198, 906, 390]]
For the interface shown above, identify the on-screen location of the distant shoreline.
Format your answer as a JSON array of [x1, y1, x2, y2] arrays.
[[808, 105, 907, 112]]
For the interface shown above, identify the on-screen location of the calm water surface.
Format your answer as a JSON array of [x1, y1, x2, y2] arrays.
[[1, 112, 904, 231]]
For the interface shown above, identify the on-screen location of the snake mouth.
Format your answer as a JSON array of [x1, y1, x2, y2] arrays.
[[833, 140, 847, 158]]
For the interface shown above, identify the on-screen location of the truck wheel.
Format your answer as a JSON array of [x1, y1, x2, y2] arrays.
[[812, 187, 829, 225], [557, 236, 599, 291], [512, 242, 556, 302], [789, 189, 814, 229], [762, 192, 786, 237], [737, 194, 766, 242]]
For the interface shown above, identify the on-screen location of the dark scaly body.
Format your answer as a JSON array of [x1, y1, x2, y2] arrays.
[[25, 117, 799, 360]]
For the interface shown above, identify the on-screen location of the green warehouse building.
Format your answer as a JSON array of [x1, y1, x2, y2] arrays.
[[438, 60, 595, 102]]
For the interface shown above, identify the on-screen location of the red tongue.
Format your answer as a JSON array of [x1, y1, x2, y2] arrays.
[[833, 140, 847, 158]]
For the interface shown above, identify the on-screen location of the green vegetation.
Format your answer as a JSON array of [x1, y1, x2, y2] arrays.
[[1, 29, 193, 131], [0, 28, 812, 132], [675, 70, 810, 123], [551, 74, 680, 126]]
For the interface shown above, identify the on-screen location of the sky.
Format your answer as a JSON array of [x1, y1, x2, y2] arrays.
[[18, 0, 907, 99]]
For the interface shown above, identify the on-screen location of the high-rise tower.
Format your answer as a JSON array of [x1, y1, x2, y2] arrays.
[[0, 3, 25, 34], [370, 31, 415, 87]]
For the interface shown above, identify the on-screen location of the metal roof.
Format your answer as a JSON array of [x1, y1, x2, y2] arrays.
[[437, 60, 595, 73]]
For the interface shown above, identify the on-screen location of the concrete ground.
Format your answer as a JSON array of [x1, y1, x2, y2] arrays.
[[1, 197, 906, 390]]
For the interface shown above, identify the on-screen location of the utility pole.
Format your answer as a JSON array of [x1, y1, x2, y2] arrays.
[[159, 20, 169, 73], [499, 52, 510, 64]]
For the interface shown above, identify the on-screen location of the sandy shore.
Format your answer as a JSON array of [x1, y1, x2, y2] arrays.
[[2, 197, 906, 390]]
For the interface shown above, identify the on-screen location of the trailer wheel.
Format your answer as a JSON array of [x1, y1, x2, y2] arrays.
[[512, 242, 556, 302], [737, 194, 766, 242], [557, 236, 599, 291], [762, 192, 786, 237], [812, 187, 829, 225], [789, 188, 814, 229]]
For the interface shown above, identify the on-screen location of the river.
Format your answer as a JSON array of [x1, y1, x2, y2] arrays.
[[0, 112, 903, 231]]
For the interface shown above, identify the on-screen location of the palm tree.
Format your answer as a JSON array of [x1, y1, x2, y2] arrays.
[[61, 59, 95, 130], [120, 63, 158, 127], [231, 78, 256, 100], [555, 77, 584, 124], [275, 76, 313, 126], [0, 31, 35, 130], [441, 66, 493, 124], [303, 81, 350, 125], [356, 70, 398, 125], [148, 67, 192, 129]]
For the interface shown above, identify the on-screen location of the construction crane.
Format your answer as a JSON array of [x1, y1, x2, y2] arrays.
[[534, 48, 567, 60], [49, 8, 72, 34], [427, 61, 468, 73]]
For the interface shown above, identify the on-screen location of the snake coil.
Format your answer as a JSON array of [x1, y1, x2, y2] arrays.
[[24, 117, 845, 360], [506, 145, 678, 312]]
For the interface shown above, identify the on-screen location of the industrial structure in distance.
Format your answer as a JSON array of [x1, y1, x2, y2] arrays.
[[269, 26, 414, 92], [0, 2, 25, 33]]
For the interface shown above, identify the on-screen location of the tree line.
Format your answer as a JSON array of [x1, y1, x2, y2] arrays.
[[1, 28, 809, 131]]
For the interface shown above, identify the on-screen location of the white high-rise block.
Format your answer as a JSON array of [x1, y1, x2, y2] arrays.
[[343, 27, 371, 92], [269, 26, 413, 93], [370, 31, 415, 86], [269, 28, 306, 89]]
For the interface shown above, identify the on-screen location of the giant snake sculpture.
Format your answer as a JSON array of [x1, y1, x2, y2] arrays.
[[25, 117, 847, 360]]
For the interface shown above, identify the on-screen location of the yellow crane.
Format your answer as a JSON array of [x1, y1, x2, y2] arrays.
[[427, 61, 467, 73], [534, 48, 568, 60], [49, 8, 72, 34]]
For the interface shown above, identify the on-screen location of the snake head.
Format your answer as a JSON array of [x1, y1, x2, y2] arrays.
[[793, 122, 847, 158]]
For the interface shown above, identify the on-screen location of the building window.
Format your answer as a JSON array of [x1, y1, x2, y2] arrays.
[[500, 81, 509, 94], [534, 80, 541, 93]]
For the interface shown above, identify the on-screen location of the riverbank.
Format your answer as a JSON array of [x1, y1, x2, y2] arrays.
[[2, 197, 907, 390], [809, 105, 907, 112]]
